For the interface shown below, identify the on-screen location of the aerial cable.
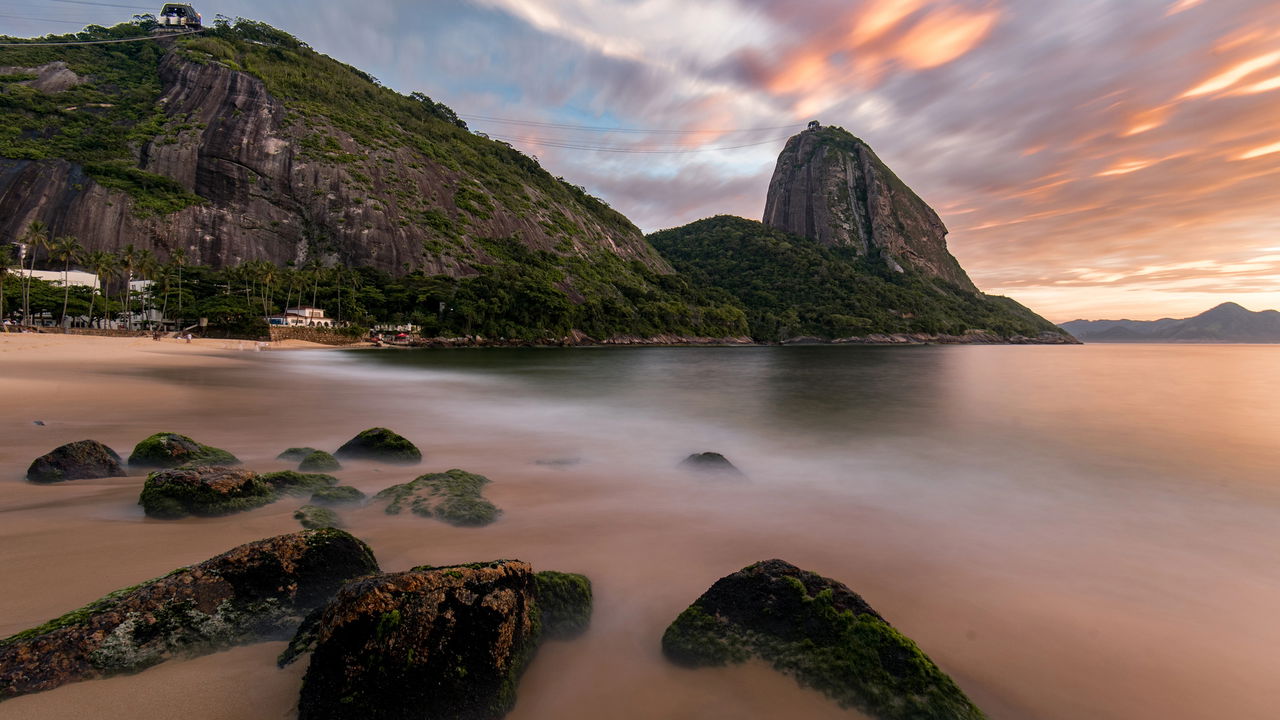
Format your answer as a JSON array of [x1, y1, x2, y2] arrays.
[[49, 0, 154, 9], [0, 13, 92, 25], [0, 28, 203, 46], [487, 133, 793, 154], [462, 114, 806, 135]]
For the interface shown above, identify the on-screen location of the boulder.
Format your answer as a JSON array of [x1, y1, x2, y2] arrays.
[[128, 432, 239, 469], [299, 450, 341, 472], [534, 571, 592, 639], [26, 440, 126, 483], [278, 446, 319, 461], [260, 471, 339, 495], [138, 466, 275, 518], [680, 452, 743, 476], [661, 559, 985, 720], [295, 505, 340, 530], [374, 469, 501, 526], [334, 427, 421, 464], [0, 529, 379, 701], [286, 561, 541, 720], [309, 486, 366, 506]]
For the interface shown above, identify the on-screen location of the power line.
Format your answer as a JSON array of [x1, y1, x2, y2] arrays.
[[49, 0, 153, 9], [0, 13, 91, 25], [462, 114, 806, 135], [488, 133, 793, 154], [0, 28, 203, 46]]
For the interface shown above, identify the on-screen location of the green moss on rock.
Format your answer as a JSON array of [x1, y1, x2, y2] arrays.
[[295, 505, 340, 530], [299, 451, 342, 472], [534, 571, 592, 638], [334, 427, 421, 464], [309, 485, 366, 506], [661, 559, 986, 720], [26, 440, 126, 483], [374, 469, 501, 526], [0, 529, 380, 700], [260, 471, 340, 495], [138, 466, 275, 519], [278, 447, 319, 461], [128, 433, 239, 470]]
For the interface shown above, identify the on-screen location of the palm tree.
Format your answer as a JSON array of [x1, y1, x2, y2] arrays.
[[117, 244, 140, 330], [20, 221, 49, 325], [83, 250, 115, 328], [51, 236, 84, 328], [170, 247, 187, 325], [0, 244, 15, 323], [137, 249, 158, 329]]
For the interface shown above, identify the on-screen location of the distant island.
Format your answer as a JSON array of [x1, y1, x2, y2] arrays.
[[1059, 302, 1280, 343]]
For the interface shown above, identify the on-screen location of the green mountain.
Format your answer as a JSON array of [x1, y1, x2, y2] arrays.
[[649, 215, 1067, 342], [0, 18, 746, 340]]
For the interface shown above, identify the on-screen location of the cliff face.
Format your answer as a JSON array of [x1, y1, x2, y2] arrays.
[[0, 36, 665, 276], [762, 126, 975, 291]]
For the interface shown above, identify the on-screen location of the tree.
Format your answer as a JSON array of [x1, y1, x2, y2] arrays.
[[20, 221, 49, 324], [51, 236, 84, 328], [0, 244, 13, 322], [83, 250, 116, 328], [137, 249, 158, 329], [117, 244, 140, 330]]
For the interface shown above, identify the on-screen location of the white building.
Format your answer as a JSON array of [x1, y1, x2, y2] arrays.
[[16, 269, 100, 288], [266, 306, 335, 327]]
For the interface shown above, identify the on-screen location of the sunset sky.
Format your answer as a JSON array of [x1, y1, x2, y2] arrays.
[[5, 0, 1280, 321]]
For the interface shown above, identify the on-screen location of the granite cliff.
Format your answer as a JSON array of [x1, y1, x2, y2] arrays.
[[763, 125, 975, 291]]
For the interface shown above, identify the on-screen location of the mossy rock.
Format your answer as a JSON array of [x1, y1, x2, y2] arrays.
[[260, 471, 340, 495], [295, 505, 341, 530], [138, 466, 276, 519], [298, 451, 341, 472], [309, 485, 366, 506], [534, 571, 592, 639], [128, 433, 239, 470], [334, 427, 421, 464], [679, 451, 743, 477], [278, 447, 319, 461], [374, 469, 501, 526], [0, 529, 380, 700], [661, 559, 986, 720], [285, 561, 543, 720], [27, 440, 126, 483]]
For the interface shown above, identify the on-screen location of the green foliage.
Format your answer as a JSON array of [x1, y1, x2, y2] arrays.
[[649, 216, 1064, 341], [374, 469, 501, 527], [533, 571, 593, 638]]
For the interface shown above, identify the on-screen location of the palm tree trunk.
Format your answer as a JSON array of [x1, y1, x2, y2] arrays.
[[86, 276, 96, 329], [59, 259, 71, 328]]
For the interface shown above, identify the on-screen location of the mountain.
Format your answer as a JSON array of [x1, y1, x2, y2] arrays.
[[1060, 303, 1280, 343], [762, 125, 976, 291], [648, 125, 1071, 343], [0, 19, 752, 339]]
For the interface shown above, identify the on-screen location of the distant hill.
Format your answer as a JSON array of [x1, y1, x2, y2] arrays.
[[1060, 303, 1280, 343]]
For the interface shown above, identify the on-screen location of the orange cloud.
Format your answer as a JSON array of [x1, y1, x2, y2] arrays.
[[1235, 140, 1280, 160], [1181, 50, 1280, 98], [894, 6, 1000, 69]]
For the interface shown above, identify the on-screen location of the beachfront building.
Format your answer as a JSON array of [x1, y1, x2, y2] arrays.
[[18, 269, 100, 288], [266, 306, 335, 327]]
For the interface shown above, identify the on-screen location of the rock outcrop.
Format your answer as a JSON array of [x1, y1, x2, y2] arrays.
[[0, 529, 379, 701], [26, 440, 126, 483], [374, 469, 501, 526], [295, 505, 340, 529], [138, 465, 275, 518], [285, 561, 544, 720], [278, 447, 319, 461], [662, 559, 985, 720], [334, 427, 422, 464], [128, 432, 238, 469], [680, 451, 743, 477], [298, 450, 341, 472], [309, 485, 366, 506], [260, 470, 339, 495], [762, 125, 976, 291]]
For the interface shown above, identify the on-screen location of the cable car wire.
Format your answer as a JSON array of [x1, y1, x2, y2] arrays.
[[463, 114, 805, 135], [0, 28, 203, 46], [49, 0, 154, 10]]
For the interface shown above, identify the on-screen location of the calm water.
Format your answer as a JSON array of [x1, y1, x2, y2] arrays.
[[4, 344, 1280, 719]]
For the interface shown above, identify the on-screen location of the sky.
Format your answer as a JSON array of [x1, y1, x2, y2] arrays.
[[3, 0, 1280, 321]]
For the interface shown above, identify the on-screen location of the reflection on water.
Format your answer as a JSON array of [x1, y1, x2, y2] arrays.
[[3, 344, 1280, 720]]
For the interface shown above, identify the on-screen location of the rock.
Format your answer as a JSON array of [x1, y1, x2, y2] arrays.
[[259, 471, 339, 495], [534, 571, 592, 639], [534, 457, 581, 466], [680, 452, 743, 476], [334, 427, 422, 464], [284, 560, 589, 720], [26, 440, 126, 483], [138, 466, 275, 518], [661, 560, 985, 720], [128, 432, 239, 469], [278, 447, 319, 461], [0, 529, 379, 701], [374, 469, 500, 526], [762, 125, 977, 291], [309, 486, 366, 506], [295, 505, 340, 530], [298, 450, 341, 472]]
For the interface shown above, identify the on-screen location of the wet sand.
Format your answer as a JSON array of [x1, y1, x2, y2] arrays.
[[2, 335, 1279, 718]]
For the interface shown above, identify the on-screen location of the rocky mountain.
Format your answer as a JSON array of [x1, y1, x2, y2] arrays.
[[1060, 302, 1280, 342], [762, 124, 975, 291], [649, 126, 1070, 343]]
